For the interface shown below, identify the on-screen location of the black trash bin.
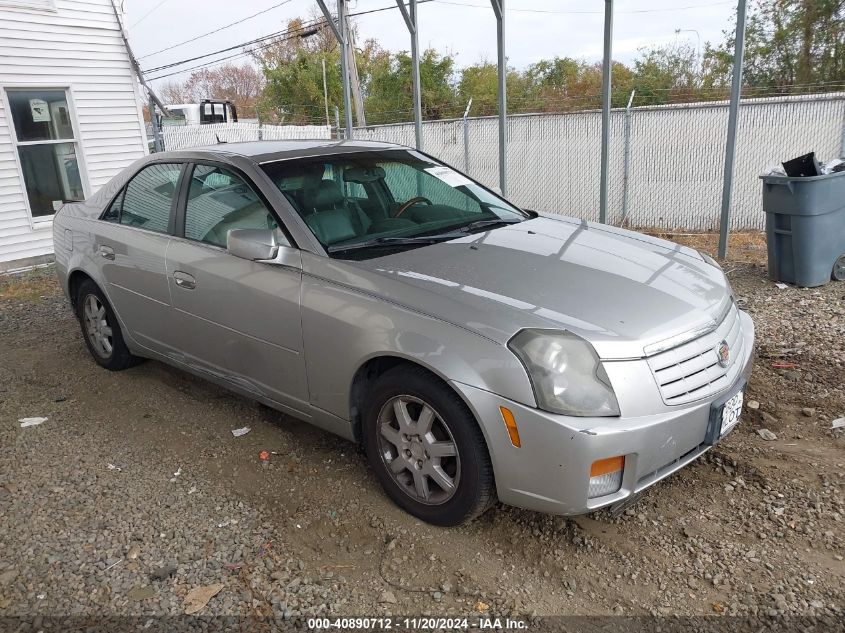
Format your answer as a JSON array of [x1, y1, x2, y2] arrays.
[[761, 170, 845, 287]]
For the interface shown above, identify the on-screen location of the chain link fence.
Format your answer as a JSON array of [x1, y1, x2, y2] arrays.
[[151, 123, 332, 151], [354, 92, 845, 230]]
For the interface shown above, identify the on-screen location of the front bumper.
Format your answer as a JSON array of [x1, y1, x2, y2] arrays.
[[451, 311, 755, 516]]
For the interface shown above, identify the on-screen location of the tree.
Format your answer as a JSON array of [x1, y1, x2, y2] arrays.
[[160, 4, 843, 129], [704, 0, 845, 93], [159, 80, 189, 105], [154, 64, 264, 115], [366, 48, 459, 123], [256, 17, 347, 124], [457, 61, 533, 116], [523, 57, 635, 110], [632, 42, 701, 105], [185, 64, 264, 113]]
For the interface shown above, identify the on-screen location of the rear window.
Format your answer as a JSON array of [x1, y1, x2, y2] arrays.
[[105, 163, 182, 233]]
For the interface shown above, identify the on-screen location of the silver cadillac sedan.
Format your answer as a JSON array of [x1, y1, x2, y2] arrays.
[[53, 140, 754, 526]]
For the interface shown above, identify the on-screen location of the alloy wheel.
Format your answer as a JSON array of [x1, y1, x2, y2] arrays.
[[376, 395, 460, 505], [83, 294, 113, 358]]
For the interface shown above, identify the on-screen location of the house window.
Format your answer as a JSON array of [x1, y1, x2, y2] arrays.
[[5, 88, 85, 220]]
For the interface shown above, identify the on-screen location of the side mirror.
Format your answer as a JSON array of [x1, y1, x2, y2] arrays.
[[227, 228, 279, 261], [227, 229, 302, 269]]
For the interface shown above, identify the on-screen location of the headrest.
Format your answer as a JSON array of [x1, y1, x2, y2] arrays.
[[304, 180, 344, 211], [304, 209, 357, 245], [345, 166, 385, 183]]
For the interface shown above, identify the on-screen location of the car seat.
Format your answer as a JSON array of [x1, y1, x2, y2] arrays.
[[301, 180, 373, 245]]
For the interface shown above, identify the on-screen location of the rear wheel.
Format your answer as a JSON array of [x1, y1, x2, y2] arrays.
[[76, 279, 140, 371], [833, 254, 845, 281], [363, 366, 495, 526]]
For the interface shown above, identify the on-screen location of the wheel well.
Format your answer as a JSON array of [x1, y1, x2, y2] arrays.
[[349, 356, 454, 444], [67, 270, 94, 310]]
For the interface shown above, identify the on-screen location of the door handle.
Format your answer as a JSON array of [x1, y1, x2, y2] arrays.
[[173, 271, 196, 290], [99, 245, 115, 260]]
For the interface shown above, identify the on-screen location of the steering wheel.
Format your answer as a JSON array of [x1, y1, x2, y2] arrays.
[[394, 196, 432, 218]]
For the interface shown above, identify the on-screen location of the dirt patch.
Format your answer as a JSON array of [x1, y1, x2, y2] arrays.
[[643, 230, 768, 265], [0, 267, 59, 304]]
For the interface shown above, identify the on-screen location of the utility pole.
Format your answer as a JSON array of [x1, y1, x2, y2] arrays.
[[599, 0, 613, 224], [396, 0, 422, 149], [108, 0, 169, 116], [491, 0, 507, 196], [316, 0, 353, 139], [322, 58, 331, 128], [347, 15, 366, 128], [148, 94, 164, 153], [717, 0, 748, 260]]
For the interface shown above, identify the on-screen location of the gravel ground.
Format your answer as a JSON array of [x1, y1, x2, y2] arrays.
[[0, 255, 843, 627]]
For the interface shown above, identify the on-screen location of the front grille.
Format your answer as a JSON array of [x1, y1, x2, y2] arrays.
[[646, 304, 746, 406]]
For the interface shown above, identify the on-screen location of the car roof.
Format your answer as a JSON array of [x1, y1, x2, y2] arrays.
[[161, 139, 408, 164]]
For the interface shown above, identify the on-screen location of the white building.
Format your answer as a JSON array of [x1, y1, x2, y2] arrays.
[[0, 0, 147, 271]]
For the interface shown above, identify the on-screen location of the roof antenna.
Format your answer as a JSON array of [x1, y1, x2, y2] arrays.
[[216, 134, 226, 144]]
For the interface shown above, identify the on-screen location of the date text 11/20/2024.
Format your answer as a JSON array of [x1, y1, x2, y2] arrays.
[[307, 617, 529, 630]]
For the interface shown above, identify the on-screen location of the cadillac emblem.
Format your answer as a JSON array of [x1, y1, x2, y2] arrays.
[[716, 340, 730, 368]]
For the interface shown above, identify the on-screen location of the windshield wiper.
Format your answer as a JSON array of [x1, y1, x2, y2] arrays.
[[327, 233, 465, 254], [458, 218, 522, 233]]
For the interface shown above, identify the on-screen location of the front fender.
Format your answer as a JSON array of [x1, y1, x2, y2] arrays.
[[300, 272, 536, 421]]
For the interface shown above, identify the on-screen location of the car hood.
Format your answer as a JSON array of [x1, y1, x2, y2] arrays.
[[320, 216, 732, 359]]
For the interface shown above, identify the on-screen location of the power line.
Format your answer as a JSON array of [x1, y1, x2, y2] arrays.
[[146, 20, 325, 81], [144, 1, 435, 75], [348, 0, 436, 18], [142, 0, 750, 83], [432, 0, 735, 14], [138, 0, 295, 60], [130, 0, 171, 28], [144, 17, 324, 74]]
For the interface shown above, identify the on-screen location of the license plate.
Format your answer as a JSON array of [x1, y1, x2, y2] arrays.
[[720, 390, 744, 436]]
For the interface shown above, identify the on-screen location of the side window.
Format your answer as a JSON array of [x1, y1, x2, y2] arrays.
[[120, 163, 182, 233], [102, 189, 123, 222], [185, 164, 286, 249]]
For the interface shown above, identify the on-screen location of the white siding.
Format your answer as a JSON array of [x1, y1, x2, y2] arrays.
[[0, 0, 147, 265]]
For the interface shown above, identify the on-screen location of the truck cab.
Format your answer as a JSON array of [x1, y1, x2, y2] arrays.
[[160, 99, 238, 126]]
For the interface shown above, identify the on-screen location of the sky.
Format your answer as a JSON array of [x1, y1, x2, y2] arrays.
[[126, 0, 741, 88]]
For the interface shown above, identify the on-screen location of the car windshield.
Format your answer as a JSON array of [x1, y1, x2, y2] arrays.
[[260, 149, 528, 259]]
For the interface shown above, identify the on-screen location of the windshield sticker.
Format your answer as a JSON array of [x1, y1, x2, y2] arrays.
[[424, 166, 473, 188]]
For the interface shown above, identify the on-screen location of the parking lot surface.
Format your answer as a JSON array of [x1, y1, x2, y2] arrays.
[[0, 252, 842, 623]]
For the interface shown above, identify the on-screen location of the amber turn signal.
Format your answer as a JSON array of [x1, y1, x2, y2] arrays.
[[499, 406, 521, 448], [590, 455, 625, 477]]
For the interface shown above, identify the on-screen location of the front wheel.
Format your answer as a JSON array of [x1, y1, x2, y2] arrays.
[[363, 366, 495, 526]]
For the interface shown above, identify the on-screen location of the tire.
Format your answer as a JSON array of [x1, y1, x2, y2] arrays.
[[362, 365, 496, 526], [75, 279, 141, 371]]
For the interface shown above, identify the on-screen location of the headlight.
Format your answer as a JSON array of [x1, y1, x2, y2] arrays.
[[508, 329, 620, 417], [698, 249, 722, 269]]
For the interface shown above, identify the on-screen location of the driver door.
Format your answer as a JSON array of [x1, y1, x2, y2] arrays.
[[165, 162, 309, 412]]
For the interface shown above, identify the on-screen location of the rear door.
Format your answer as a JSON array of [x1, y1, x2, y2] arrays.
[[95, 162, 184, 355], [164, 161, 309, 411]]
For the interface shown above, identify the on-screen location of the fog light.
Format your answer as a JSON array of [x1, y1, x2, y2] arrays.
[[588, 456, 624, 498]]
